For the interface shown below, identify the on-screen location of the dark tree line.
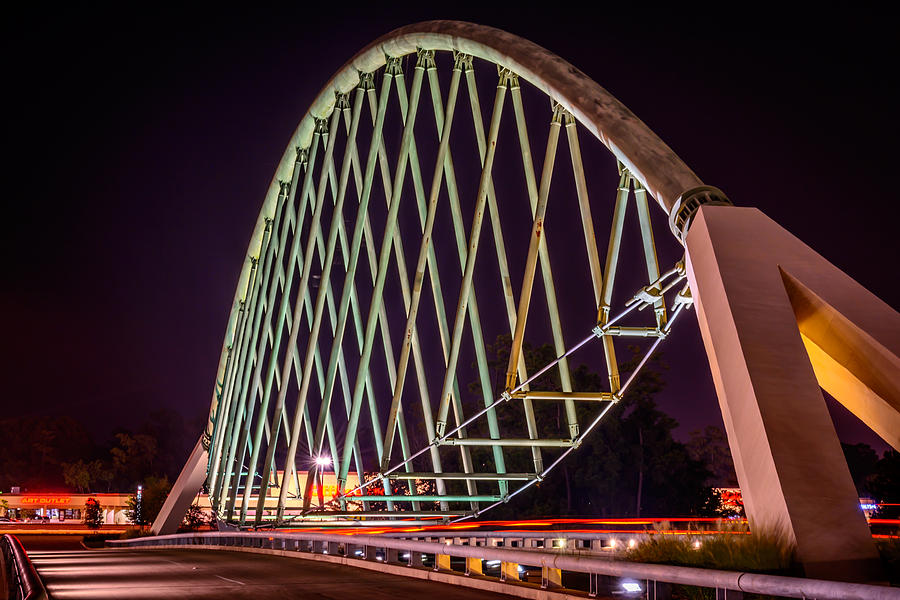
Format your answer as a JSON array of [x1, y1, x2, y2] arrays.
[[0, 408, 202, 493], [842, 442, 900, 518]]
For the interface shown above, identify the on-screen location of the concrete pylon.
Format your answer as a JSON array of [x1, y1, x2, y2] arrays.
[[684, 205, 898, 583], [151, 437, 208, 535]]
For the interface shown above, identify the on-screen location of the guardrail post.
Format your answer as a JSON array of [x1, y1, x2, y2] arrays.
[[715, 588, 741, 600], [638, 579, 674, 600], [363, 545, 380, 562], [500, 561, 519, 582], [589, 572, 599, 597], [541, 565, 562, 589], [465, 557, 483, 576], [407, 549, 423, 567], [385, 547, 400, 564], [434, 553, 451, 572]]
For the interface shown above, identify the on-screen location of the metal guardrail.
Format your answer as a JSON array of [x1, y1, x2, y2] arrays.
[[381, 528, 676, 554], [1, 535, 48, 600], [108, 531, 899, 599]]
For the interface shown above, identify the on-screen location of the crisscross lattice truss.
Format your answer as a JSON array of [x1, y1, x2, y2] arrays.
[[203, 23, 708, 527]]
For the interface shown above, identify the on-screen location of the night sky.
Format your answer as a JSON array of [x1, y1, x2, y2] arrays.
[[4, 5, 896, 458]]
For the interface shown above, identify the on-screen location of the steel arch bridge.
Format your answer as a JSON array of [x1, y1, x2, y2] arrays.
[[154, 21, 899, 581]]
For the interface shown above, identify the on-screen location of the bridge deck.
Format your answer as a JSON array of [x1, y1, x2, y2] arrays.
[[28, 545, 520, 599]]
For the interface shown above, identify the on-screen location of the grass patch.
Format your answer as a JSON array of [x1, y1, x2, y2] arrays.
[[626, 533, 794, 574], [119, 527, 154, 540], [625, 522, 795, 600]]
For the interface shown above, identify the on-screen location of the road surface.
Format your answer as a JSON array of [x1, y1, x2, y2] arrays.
[[28, 545, 521, 599]]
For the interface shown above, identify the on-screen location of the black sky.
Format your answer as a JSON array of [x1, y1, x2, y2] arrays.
[[3, 5, 896, 456]]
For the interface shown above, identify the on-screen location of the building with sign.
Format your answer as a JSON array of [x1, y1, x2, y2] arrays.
[[0, 471, 361, 525], [1, 492, 212, 525]]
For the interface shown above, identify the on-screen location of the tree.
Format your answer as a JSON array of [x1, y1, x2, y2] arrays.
[[182, 504, 207, 530], [869, 449, 900, 519], [125, 476, 171, 525], [687, 426, 738, 487], [0, 415, 94, 491], [841, 442, 879, 496], [62, 460, 93, 493], [91, 460, 116, 493], [110, 433, 157, 486], [84, 497, 102, 529]]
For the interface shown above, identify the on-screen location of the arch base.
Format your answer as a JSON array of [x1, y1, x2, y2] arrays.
[[685, 205, 896, 583]]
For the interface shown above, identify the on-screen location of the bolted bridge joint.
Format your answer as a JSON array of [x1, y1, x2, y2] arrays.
[[669, 185, 732, 244]]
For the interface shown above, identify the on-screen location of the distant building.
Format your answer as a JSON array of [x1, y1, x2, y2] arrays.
[[713, 487, 744, 515], [0, 471, 362, 524], [713, 488, 881, 521], [0, 492, 209, 524]]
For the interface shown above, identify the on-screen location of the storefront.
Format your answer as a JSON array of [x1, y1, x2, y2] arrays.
[[0, 471, 357, 525], [0, 492, 208, 525]]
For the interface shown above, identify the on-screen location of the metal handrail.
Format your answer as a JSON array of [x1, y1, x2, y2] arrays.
[[108, 531, 899, 600], [1, 535, 48, 600]]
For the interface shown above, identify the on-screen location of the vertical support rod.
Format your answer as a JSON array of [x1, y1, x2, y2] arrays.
[[239, 107, 342, 523], [222, 170, 297, 520], [508, 87, 579, 441], [277, 66, 393, 521], [435, 71, 508, 436], [597, 169, 630, 392], [381, 62, 461, 465], [504, 105, 562, 390], [254, 88, 366, 522], [338, 61, 425, 489], [565, 119, 604, 309], [633, 182, 667, 328]]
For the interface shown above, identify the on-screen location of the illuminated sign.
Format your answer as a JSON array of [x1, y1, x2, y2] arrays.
[[307, 485, 360, 498], [21, 497, 72, 505]]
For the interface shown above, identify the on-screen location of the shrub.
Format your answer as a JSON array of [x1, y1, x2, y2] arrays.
[[119, 527, 154, 540], [84, 497, 102, 530], [182, 504, 207, 531]]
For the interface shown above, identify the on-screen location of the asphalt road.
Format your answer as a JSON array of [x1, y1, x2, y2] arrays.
[[28, 546, 521, 599]]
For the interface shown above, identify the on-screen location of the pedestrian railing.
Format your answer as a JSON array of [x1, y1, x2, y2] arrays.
[[1, 535, 48, 600], [108, 531, 898, 599]]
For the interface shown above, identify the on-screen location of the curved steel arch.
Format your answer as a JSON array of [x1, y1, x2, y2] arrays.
[[210, 20, 704, 397], [200, 20, 710, 528]]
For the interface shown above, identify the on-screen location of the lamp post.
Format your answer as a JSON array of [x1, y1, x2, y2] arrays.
[[136, 485, 143, 528], [314, 456, 331, 508]]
